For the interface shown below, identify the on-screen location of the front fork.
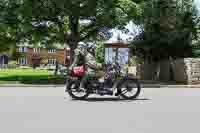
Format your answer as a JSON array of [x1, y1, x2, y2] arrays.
[[114, 75, 130, 95]]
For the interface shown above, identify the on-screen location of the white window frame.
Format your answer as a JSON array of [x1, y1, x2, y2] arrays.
[[18, 57, 28, 65], [33, 48, 40, 53], [48, 49, 56, 53], [18, 47, 27, 53], [48, 58, 56, 65]]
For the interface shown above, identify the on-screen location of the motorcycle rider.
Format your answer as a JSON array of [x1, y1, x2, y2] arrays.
[[69, 42, 104, 88]]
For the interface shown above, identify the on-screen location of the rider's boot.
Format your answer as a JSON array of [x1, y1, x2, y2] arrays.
[[115, 89, 121, 96], [80, 77, 87, 90]]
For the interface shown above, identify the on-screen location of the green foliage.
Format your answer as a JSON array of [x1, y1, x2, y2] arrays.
[[0, 0, 144, 65], [8, 60, 17, 65], [191, 17, 200, 57], [0, 68, 48, 81], [0, 68, 64, 81], [131, 0, 196, 60], [128, 56, 136, 66], [129, 56, 144, 66], [192, 48, 200, 57], [0, 0, 144, 47], [95, 41, 105, 63]]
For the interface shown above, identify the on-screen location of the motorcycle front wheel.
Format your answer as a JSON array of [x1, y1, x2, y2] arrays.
[[118, 79, 141, 100], [67, 80, 89, 100]]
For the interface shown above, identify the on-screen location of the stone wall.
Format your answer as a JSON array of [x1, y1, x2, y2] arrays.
[[173, 58, 200, 84]]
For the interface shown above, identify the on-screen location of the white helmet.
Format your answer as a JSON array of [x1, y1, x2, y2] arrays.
[[77, 42, 87, 54], [77, 42, 85, 48]]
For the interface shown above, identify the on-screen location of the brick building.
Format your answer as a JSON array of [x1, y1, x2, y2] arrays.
[[17, 46, 70, 66]]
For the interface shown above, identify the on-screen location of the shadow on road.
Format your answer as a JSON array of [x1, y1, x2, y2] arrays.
[[71, 97, 150, 102]]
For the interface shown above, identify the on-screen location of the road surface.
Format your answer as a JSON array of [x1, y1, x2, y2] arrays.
[[0, 86, 199, 133]]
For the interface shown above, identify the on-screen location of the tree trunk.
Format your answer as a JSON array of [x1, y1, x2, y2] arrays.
[[54, 61, 58, 76], [69, 47, 75, 64], [65, 16, 80, 66], [169, 56, 175, 81], [8, 45, 16, 60]]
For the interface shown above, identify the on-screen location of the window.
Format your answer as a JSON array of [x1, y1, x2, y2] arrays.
[[48, 58, 56, 65], [18, 47, 27, 53], [48, 49, 56, 53], [33, 48, 40, 53], [105, 48, 113, 63], [18, 58, 28, 65], [118, 48, 129, 65]]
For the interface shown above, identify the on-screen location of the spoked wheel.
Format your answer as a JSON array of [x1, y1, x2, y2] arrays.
[[67, 80, 89, 100], [118, 79, 141, 100]]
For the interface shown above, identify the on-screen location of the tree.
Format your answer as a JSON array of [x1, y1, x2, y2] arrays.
[[0, 0, 21, 59], [131, 0, 197, 62], [0, 0, 144, 64]]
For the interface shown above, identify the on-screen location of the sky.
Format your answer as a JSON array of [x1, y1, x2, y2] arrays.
[[195, 0, 200, 13], [107, 21, 141, 42]]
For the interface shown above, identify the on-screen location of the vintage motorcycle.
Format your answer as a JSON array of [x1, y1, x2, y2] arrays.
[[65, 62, 141, 100]]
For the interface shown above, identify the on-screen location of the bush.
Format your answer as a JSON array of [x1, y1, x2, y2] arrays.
[[8, 60, 17, 65], [0, 68, 50, 81], [129, 56, 144, 66], [18, 66, 32, 69]]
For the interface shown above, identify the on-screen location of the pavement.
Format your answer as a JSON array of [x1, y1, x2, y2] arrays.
[[0, 86, 200, 133], [0, 82, 200, 88], [1, 80, 199, 88]]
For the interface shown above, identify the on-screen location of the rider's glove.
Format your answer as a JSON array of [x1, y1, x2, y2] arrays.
[[68, 66, 73, 72]]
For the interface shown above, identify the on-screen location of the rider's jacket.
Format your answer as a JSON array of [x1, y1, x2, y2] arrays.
[[71, 47, 97, 72]]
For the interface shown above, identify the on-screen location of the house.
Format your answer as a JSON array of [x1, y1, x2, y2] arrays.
[[17, 45, 70, 67]]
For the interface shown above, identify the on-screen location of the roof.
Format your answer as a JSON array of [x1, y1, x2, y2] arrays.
[[17, 42, 68, 50], [104, 41, 129, 48]]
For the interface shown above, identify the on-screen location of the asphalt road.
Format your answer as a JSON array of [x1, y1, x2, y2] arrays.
[[0, 86, 200, 133]]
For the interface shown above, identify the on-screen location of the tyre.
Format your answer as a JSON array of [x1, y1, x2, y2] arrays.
[[67, 80, 89, 100], [118, 79, 141, 100]]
